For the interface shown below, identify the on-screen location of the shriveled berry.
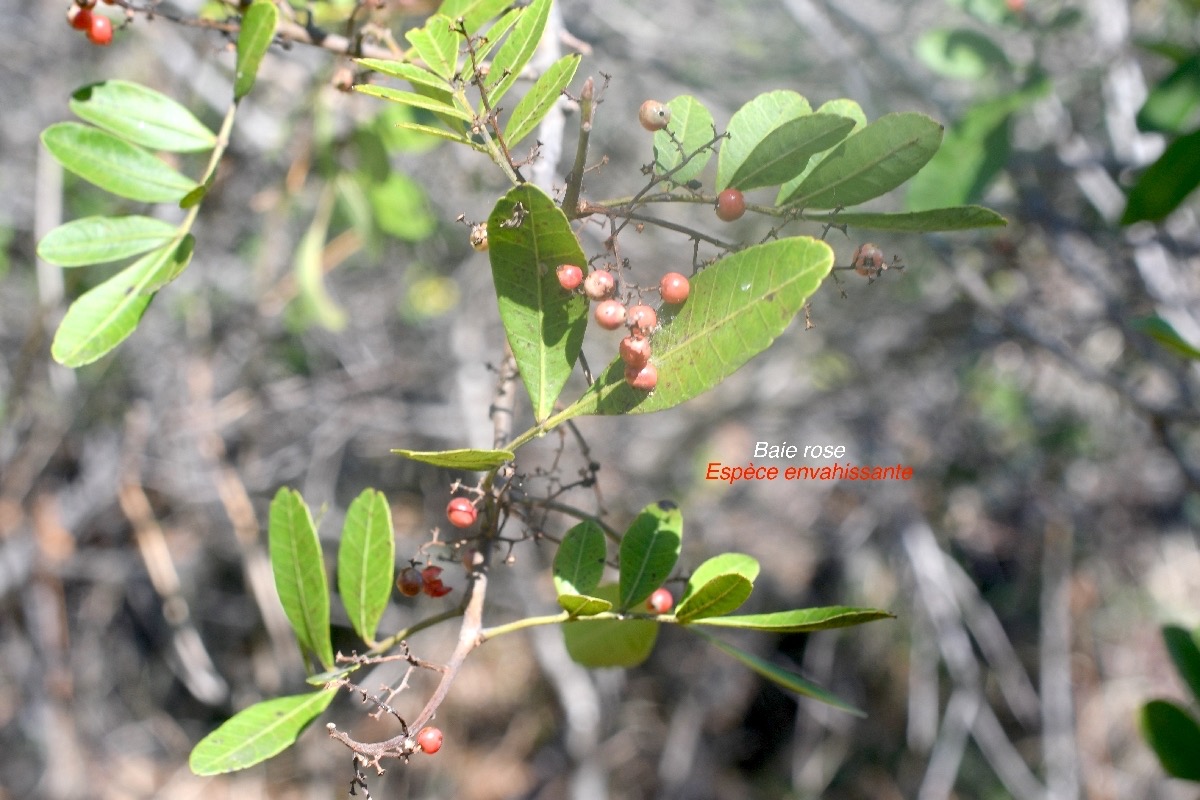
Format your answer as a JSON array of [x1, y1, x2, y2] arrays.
[[646, 587, 673, 614], [469, 223, 489, 252], [68, 5, 93, 30], [421, 565, 453, 597], [638, 100, 671, 132], [659, 272, 690, 304], [446, 497, 477, 528], [594, 299, 627, 330], [557, 264, 584, 292], [624, 362, 658, 391], [397, 566, 424, 597], [627, 304, 657, 333], [619, 335, 652, 368], [583, 269, 616, 301], [852, 243, 886, 277], [416, 726, 443, 754], [716, 188, 746, 222]]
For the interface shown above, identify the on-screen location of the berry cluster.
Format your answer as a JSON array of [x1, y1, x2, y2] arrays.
[[66, 0, 116, 46], [556, 266, 692, 392], [396, 564, 453, 598]]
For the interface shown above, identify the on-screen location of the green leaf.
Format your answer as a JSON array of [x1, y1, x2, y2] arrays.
[[353, 85, 472, 121], [692, 630, 865, 716], [777, 98, 868, 205], [69, 80, 216, 153], [947, 0, 1018, 26], [51, 237, 194, 367], [803, 206, 1007, 231], [392, 447, 514, 470], [690, 606, 894, 633], [553, 520, 608, 599], [1163, 625, 1200, 703], [293, 190, 346, 331], [914, 28, 1011, 80], [472, 8, 522, 66], [675, 552, 760, 623], [1122, 127, 1200, 224], [504, 54, 581, 147], [717, 90, 812, 191], [1133, 316, 1200, 360], [235, 1, 278, 102], [337, 489, 394, 645], [1138, 55, 1200, 134], [268, 488, 334, 669], [188, 689, 336, 775], [653, 95, 716, 185], [562, 583, 658, 667], [1140, 699, 1200, 781], [369, 172, 437, 242], [405, 14, 459, 80], [41, 122, 198, 203], [557, 237, 832, 418], [437, 0, 512, 33], [37, 215, 180, 266], [728, 113, 855, 191], [781, 112, 943, 209], [618, 500, 682, 611], [389, 120, 475, 147], [355, 59, 449, 92], [482, 0, 551, 107], [557, 594, 613, 617], [487, 184, 589, 422]]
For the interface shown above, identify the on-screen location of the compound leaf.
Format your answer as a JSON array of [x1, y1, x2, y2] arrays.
[[483, 0, 551, 107], [553, 520, 607, 599], [718, 90, 812, 191], [804, 206, 1007, 232], [504, 54, 580, 147], [728, 113, 854, 191], [562, 583, 658, 667], [675, 552, 760, 622], [405, 14, 459, 80], [391, 447, 514, 470], [690, 606, 894, 633]]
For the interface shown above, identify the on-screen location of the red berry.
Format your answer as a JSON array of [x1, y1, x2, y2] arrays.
[[87, 13, 113, 45], [557, 264, 583, 292], [446, 497, 477, 528], [416, 726, 443, 754], [583, 269, 615, 301], [594, 299, 627, 330], [397, 566, 424, 597], [659, 272, 690, 304], [619, 335, 652, 368], [627, 304, 657, 334], [851, 243, 886, 277], [68, 6, 93, 30], [638, 100, 671, 132], [716, 188, 746, 222], [624, 362, 658, 391], [646, 587, 673, 614]]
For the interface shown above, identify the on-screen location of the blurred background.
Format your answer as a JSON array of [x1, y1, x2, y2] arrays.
[[2, 0, 1200, 797]]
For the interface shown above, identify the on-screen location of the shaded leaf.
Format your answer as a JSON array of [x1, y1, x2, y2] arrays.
[[392, 447, 514, 470], [1122, 127, 1200, 224], [618, 500, 682, 611], [235, 1, 278, 102], [777, 98, 868, 205], [487, 184, 589, 422], [504, 54, 580, 147], [782, 112, 943, 209], [1138, 55, 1200, 135], [51, 237, 193, 367], [1133, 316, 1200, 360], [728, 113, 855, 191], [1163, 625, 1200, 702], [553, 520, 607, 599], [690, 606, 894, 633], [915, 28, 1011, 80], [70, 80, 216, 153], [562, 583, 658, 667], [557, 594, 613, 617], [483, 0, 551, 107], [653, 95, 716, 185], [405, 14, 459, 80], [804, 206, 1007, 231], [268, 488, 334, 669], [42, 122, 197, 203], [189, 690, 336, 775], [556, 237, 832, 418], [1140, 699, 1200, 781], [337, 489, 394, 645], [38, 215, 180, 266], [718, 90, 812, 191], [692, 630, 865, 716], [390, 120, 475, 147]]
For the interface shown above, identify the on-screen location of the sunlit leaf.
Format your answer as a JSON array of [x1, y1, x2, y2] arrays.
[[337, 489, 394, 645], [355, 59, 449, 92], [914, 28, 1010, 80], [405, 14, 459, 80], [504, 54, 581, 147], [235, 1, 278, 101], [268, 488, 334, 669], [728, 113, 855, 190], [391, 447, 515, 470], [37, 215, 180, 266], [718, 90, 812, 191], [690, 606, 894, 632], [618, 500, 682, 611], [42, 122, 197, 203], [675, 552, 760, 622], [189, 689, 336, 775], [292, 191, 345, 331], [482, 0, 550, 107], [353, 85, 472, 121], [438, 0, 513, 34], [557, 594, 613, 617], [653, 95, 716, 185], [1133, 316, 1200, 360], [70, 80, 216, 153], [777, 98, 867, 205], [553, 520, 608, 599]]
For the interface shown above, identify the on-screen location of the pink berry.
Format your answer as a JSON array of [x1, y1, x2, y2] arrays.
[[416, 726, 443, 754], [638, 100, 671, 132], [583, 269, 616, 301], [624, 362, 658, 391], [557, 264, 583, 292], [619, 335, 652, 368], [716, 188, 746, 222], [446, 498, 477, 528], [646, 587, 673, 614], [659, 272, 690, 304], [594, 299, 627, 330], [627, 304, 657, 334]]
